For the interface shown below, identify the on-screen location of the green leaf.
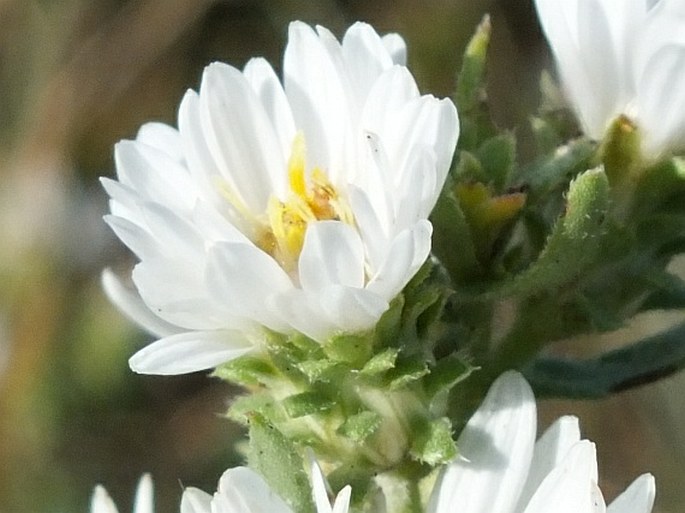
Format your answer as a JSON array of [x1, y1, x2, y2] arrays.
[[476, 132, 516, 192], [633, 156, 685, 216], [283, 391, 336, 418], [431, 184, 482, 282], [248, 415, 315, 513], [525, 321, 685, 398], [640, 272, 685, 311], [454, 15, 495, 151], [495, 167, 610, 298], [409, 417, 457, 465], [519, 139, 596, 201], [337, 410, 382, 443], [456, 14, 491, 113]]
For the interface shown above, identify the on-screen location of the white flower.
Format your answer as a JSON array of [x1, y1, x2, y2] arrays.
[[534, 0, 685, 156], [91, 474, 153, 513], [428, 371, 656, 513], [102, 21, 459, 375], [180, 460, 350, 513]]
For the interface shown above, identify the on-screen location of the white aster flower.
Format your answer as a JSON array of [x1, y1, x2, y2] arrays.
[[102, 21, 459, 375], [180, 459, 350, 513], [91, 474, 153, 513], [535, 0, 685, 156], [428, 371, 655, 513]]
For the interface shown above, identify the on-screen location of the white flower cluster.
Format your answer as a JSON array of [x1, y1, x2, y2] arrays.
[[103, 21, 458, 376], [535, 0, 685, 156]]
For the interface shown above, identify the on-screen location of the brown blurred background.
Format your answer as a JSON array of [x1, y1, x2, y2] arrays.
[[0, 1, 681, 512]]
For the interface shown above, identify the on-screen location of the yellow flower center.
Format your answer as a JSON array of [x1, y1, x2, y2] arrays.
[[257, 133, 354, 273]]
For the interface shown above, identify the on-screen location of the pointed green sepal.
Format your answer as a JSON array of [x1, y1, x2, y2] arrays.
[[337, 410, 382, 443], [409, 417, 457, 465], [283, 391, 336, 418], [423, 354, 476, 399], [321, 332, 373, 367], [386, 358, 429, 390], [360, 348, 399, 376], [248, 415, 315, 513], [228, 393, 284, 425], [213, 356, 275, 387]]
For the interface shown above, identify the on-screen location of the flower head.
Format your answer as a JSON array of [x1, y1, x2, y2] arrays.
[[180, 459, 350, 513], [535, 0, 685, 157], [102, 21, 458, 375], [91, 474, 153, 513], [428, 371, 655, 513]]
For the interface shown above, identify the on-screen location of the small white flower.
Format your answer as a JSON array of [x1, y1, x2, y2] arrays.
[[102, 21, 459, 375], [535, 0, 685, 156], [91, 474, 153, 513], [180, 459, 350, 513], [428, 371, 656, 513]]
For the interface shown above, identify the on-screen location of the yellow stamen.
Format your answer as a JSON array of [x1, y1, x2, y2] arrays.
[[221, 132, 356, 274], [288, 132, 307, 198]]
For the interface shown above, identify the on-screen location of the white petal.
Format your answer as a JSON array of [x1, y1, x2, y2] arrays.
[[637, 42, 685, 155], [319, 284, 388, 333], [311, 457, 333, 513], [517, 415, 581, 511], [114, 140, 197, 213], [347, 185, 389, 273], [101, 269, 181, 337], [199, 62, 284, 212], [133, 474, 154, 513], [181, 488, 212, 513], [103, 215, 158, 261], [284, 21, 350, 174], [100, 177, 145, 225], [522, 441, 603, 513], [366, 221, 432, 300], [427, 371, 537, 513], [216, 467, 293, 513], [178, 90, 254, 237], [299, 221, 366, 292], [331, 486, 351, 513], [607, 474, 656, 513], [382, 33, 407, 66], [91, 486, 119, 513], [269, 289, 335, 342], [243, 57, 297, 176], [361, 65, 420, 141], [128, 330, 253, 375], [132, 259, 242, 331], [206, 242, 293, 330], [341, 22, 394, 107], [136, 122, 184, 162], [191, 200, 251, 244], [382, 97, 458, 201]]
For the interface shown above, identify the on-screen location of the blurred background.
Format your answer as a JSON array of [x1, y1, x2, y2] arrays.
[[0, 0, 682, 512]]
